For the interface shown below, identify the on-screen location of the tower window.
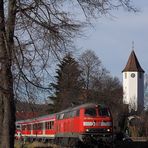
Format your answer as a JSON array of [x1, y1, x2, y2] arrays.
[[125, 73, 127, 79]]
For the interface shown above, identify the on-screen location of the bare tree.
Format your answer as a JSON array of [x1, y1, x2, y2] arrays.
[[79, 50, 123, 127], [79, 49, 107, 100], [0, 0, 137, 147]]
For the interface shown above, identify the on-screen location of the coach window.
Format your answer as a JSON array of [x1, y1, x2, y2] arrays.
[[16, 124, 21, 130], [63, 113, 66, 119], [23, 125, 27, 130], [69, 111, 73, 117], [85, 108, 97, 117], [64, 112, 69, 119], [50, 121, 54, 129], [70, 111, 73, 117], [76, 110, 80, 116], [59, 113, 64, 120], [33, 124, 37, 130], [37, 123, 40, 130], [22, 125, 26, 130], [45, 122, 50, 129], [68, 112, 71, 118], [38, 123, 43, 130], [70, 110, 74, 117], [27, 124, 31, 130], [56, 115, 59, 119]]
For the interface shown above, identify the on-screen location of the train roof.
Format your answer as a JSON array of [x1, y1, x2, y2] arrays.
[[16, 113, 56, 124], [56, 103, 107, 115], [16, 103, 108, 124]]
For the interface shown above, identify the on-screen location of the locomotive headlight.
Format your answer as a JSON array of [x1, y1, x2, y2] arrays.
[[107, 128, 110, 132], [86, 128, 89, 132]]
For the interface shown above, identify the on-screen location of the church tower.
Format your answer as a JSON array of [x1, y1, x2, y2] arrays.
[[122, 50, 144, 112]]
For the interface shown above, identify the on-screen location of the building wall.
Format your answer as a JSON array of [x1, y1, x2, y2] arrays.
[[138, 72, 144, 110], [123, 71, 144, 111]]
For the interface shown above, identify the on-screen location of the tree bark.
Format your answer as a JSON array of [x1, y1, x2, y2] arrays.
[[0, 0, 16, 147]]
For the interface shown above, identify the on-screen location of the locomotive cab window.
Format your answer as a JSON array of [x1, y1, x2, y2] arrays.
[[98, 107, 110, 117], [85, 108, 97, 117]]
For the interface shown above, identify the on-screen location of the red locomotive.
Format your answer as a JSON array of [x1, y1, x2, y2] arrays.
[[15, 103, 113, 146]]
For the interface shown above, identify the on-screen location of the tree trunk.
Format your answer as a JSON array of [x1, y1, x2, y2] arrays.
[[0, 0, 16, 147], [0, 65, 15, 148]]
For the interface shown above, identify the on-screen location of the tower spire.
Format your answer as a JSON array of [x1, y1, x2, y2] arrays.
[[122, 50, 144, 72]]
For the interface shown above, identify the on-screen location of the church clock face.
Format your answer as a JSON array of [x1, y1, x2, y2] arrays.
[[131, 73, 135, 78]]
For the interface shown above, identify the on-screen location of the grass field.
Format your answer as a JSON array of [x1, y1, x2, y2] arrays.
[[14, 141, 55, 148]]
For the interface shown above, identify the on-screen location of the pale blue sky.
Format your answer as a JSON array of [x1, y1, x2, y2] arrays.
[[76, 0, 148, 80]]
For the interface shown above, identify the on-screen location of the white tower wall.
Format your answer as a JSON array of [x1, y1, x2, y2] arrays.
[[123, 72, 137, 110], [123, 71, 144, 111]]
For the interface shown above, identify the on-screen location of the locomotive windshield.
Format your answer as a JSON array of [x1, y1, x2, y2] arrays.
[[85, 108, 97, 117], [84, 106, 110, 117], [98, 107, 110, 117]]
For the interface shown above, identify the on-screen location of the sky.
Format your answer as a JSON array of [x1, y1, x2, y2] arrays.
[[76, 0, 148, 81]]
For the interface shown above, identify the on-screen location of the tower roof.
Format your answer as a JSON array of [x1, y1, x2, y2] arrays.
[[122, 50, 144, 72]]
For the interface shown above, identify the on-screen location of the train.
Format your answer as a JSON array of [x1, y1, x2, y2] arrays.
[[15, 103, 113, 146]]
